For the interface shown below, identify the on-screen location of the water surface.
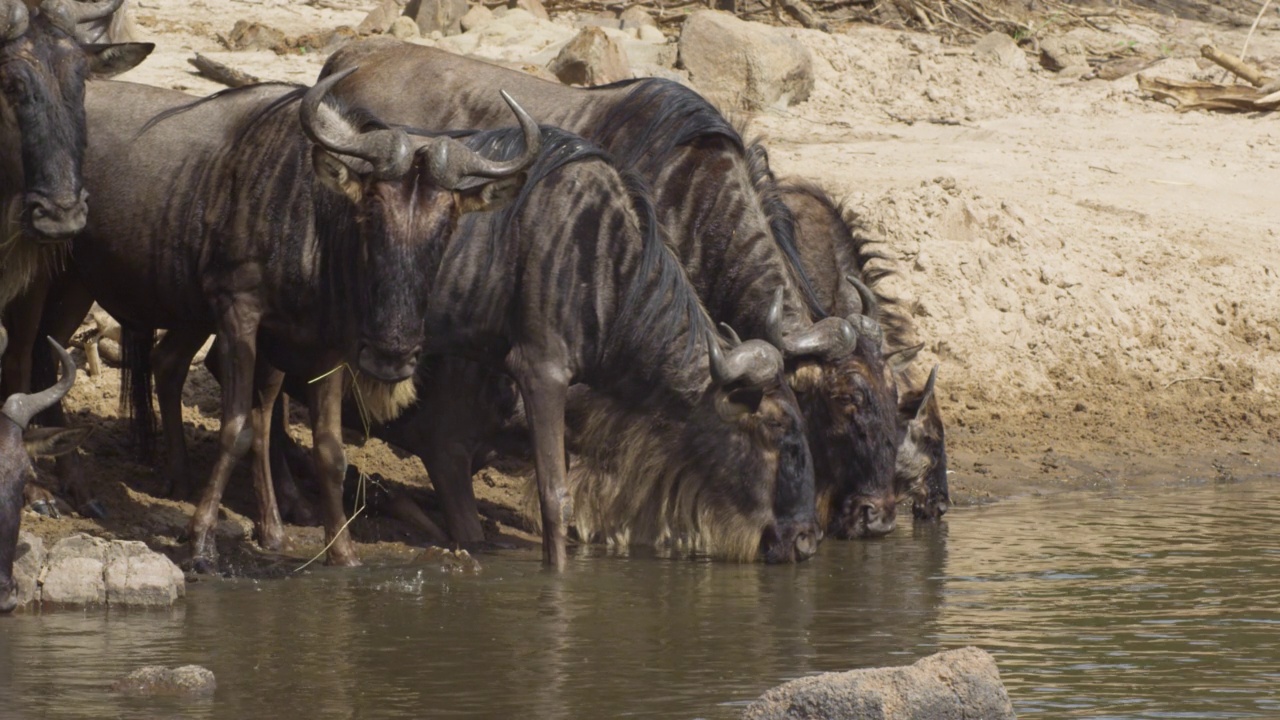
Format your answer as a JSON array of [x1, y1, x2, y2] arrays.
[[2, 480, 1278, 719]]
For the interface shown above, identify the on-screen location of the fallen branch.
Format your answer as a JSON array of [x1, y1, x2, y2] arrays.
[[1200, 44, 1271, 88], [1138, 74, 1280, 113], [188, 53, 262, 88], [1162, 376, 1226, 389]]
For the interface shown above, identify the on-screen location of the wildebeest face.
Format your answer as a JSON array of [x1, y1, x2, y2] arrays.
[[0, 10, 151, 240], [312, 148, 525, 383], [897, 365, 948, 521], [792, 342, 900, 540]]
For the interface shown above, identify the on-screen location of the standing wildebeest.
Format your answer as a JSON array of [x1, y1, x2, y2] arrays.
[[0, 327, 78, 613], [201, 126, 821, 566], [0, 0, 151, 311], [24, 71, 540, 571], [319, 39, 900, 540], [778, 179, 949, 520]]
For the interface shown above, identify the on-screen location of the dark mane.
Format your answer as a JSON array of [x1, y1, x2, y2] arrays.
[[778, 178, 915, 353], [137, 81, 304, 138], [743, 140, 827, 317], [453, 124, 711, 373]]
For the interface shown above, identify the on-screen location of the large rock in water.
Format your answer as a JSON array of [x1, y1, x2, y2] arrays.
[[28, 533, 185, 609], [548, 26, 632, 86], [678, 11, 813, 111], [113, 666, 217, 697], [741, 647, 1017, 720], [11, 531, 44, 608]]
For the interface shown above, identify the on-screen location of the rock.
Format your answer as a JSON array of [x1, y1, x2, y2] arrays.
[[460, 4, 494, 32], [742, 647, 1017, 720], [578, 11, 622, 30], [437, 9, 574, 66], [415, 546, 482, 573], [973, 31, 1028, 71], [1039, 35, 1087, 72], [620, 6, 657, 30], [637, 24, 665, 44], [357, 0, 407, 35], [11, 531, 44, 608], [678, 10, 813, 111], [408, 0, 469, 37], [113, 666, 217, 697], [548, 26, 632, 86], [224, 20, 287, 52], [104, 540, 185, 607], [39, 533, 108, 606], [508, 0, 549, 21], [389, 15, 420, 39]]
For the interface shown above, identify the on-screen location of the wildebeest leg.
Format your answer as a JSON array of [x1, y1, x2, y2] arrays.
[[188, 307, 261, 573], [269, 394, 319, 526], [514, 365, 571, 570], [250, 363, 289, 552], [152, 326, 209, 500], [413, 361, 486, 544], [308, 372, 360, 567], [0, 273, 49, 399], [420, 439, 485, 545]]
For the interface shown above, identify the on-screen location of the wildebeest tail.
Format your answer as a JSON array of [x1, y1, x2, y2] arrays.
[[120, 326, 157, 460]]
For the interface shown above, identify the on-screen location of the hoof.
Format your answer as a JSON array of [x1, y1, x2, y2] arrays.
[[29, 499, 60, 519], [191, 556, 219, 576]]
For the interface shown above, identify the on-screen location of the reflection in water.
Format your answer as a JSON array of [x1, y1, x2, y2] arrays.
[[0, 481, 1276, 719]]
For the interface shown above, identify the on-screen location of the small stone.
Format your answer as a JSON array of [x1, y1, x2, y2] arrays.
[[1040, 35, 1088, 72], [636, 24, 665, 44], [578, 11, 622, 30], [356, 0, 407, 35], [113, 666, 217, 697], [409, 0, 469, 36], [389, 15, 419, 39], [508, 0, 548, 21], [459, 4, 494, 32], [619, 6, 657, 29], [973, 31, 1028, 71]]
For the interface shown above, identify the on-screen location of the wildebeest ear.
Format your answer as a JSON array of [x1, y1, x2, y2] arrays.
[[83, 43, 154, 78], [312, 147, 364, 203], [914, 364, 939, 421], [454, 173, 526, 215], [886, 342, 924, 374], [22, 426, 90, 458]]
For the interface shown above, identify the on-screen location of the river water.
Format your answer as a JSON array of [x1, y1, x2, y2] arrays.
[[2, 479, 1278, 719]]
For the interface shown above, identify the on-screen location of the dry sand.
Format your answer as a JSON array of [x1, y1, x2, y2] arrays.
[[26, 0, 1280, 566]]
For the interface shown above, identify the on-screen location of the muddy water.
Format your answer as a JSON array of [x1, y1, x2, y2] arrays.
[[2, 480, 1278, 719]]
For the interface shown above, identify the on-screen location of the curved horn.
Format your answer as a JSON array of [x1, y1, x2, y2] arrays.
[[707, 331, 734, 387], [764, 286, 857, 361], [1, 337, 76, 430], [0, 0, 30, 41], [845, 274, 879, 319], [708, 331, 784, 389], [0, 324, 8, 360], [717, 322, 742, 347], [423, 90, 542, 190], [301, 67, 413, 180], [57, 0, 123, 23]]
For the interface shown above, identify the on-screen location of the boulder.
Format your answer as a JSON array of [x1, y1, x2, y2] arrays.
[[742, 647, 1017, 720], [678, 11, 813, 111], [973, 31, 1028, 71], [357, 0, 407, 35], [39, 533, 108, 606], [113, 666, 217, 697], [408, 0, 469, 37], [460, 4, 495, 32], [548, 26, 632, 86], [509, 0, 549, 21], [104, 540, 186, 607], [1039, 35, 1089, 75], [11, 531, 44, 608]]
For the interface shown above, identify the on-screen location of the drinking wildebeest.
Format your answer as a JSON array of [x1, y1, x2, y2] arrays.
[[778, 179, 949, 520], [19, 71, 540, 571], [317, 39, 900, 540], [199, 126, 820, 566], [0, 327, 78, 613]]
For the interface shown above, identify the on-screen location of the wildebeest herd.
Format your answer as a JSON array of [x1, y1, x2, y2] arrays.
[[0, 3, 949, 612]]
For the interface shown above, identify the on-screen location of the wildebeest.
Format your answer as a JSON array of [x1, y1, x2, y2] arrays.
[[20, 71, 540, 571], [778, 179, 949, 520], [318, 39, 901, 540], [0, 326, 78, 613], [0, 0, 151, 312], [199, 125, 821, 566]]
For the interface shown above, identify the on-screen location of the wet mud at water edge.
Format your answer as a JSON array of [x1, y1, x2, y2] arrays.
[[3, 477, 1279, 719]]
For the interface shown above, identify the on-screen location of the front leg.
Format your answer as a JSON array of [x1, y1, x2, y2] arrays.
[[187, 303, 260, 574], [308, 370, 360, 567], [513, 361, 572, 570], [250, 362, 288, 552], [152, 326, 210, 500]]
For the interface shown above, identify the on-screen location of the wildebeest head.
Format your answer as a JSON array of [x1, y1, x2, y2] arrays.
[[894, 363, 948, 521], [301, 68, 540, 382], [0, 0, 151, 240], [766, 284, 900, 540], [703, 327, 819, 563], [0, 329, 78, 613]]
